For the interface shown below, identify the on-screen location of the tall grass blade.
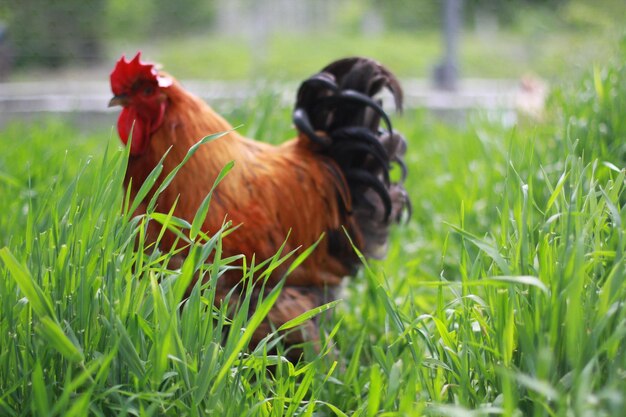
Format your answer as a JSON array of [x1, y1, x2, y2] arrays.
[[190, 160, 234, 240], [0, 247, 55, 319]]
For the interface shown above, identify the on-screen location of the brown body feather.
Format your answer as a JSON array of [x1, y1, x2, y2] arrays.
[[127, 79, 352, 287], [121, 58, 409, 351]]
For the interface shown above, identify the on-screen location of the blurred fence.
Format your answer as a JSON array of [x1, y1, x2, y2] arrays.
[[0, 77, 546, 129]]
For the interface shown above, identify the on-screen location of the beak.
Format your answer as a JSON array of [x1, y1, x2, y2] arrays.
[[108, 94, 129, 107]]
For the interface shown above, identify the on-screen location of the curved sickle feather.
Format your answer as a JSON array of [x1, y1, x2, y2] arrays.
[[319, 90, 394, 135], [330, 141, 390, 185], [344, 169, 392, 221], [293, 108, 331, 147]]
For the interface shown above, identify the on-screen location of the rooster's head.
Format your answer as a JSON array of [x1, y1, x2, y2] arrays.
[[109, 52, 172, 155]]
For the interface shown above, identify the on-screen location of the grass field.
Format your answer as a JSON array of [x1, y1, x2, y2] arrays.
[[2, 36, 626, 416]]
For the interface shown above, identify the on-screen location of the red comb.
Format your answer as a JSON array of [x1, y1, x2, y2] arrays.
[[110, 52, 171, 95]]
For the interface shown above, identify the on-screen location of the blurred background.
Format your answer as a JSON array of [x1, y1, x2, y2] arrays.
[[0, 0, 624, 124]]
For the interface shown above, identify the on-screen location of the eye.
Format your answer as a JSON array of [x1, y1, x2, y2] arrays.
[[143, 85, 155, 96]]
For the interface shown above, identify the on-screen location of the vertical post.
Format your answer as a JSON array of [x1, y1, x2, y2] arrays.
[[434, 0, 462, 91]]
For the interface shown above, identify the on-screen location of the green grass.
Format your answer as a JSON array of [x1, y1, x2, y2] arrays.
[[2, 43, 626, 416], [109, 27, 621, 82]]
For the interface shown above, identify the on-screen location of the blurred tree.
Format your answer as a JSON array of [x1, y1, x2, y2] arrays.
[[559, 0, 625, 30], [373, 0, 597, 32], [106, 0, 215, 39], [151, 0, 215, 33], [7, 0, 106, 68], [464, 0, 567, 27], [374, 0, 441, 31], [0, 22, 12, 80], [105, 0, 155, 39]]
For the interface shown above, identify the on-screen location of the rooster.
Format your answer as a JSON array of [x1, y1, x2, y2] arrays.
[[109, 53, 410, 350]]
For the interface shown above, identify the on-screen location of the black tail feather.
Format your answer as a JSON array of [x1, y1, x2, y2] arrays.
[[294, 57, 410, 260]]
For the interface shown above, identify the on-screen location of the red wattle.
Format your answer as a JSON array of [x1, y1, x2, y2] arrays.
[[117, 107, 149, 156]]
